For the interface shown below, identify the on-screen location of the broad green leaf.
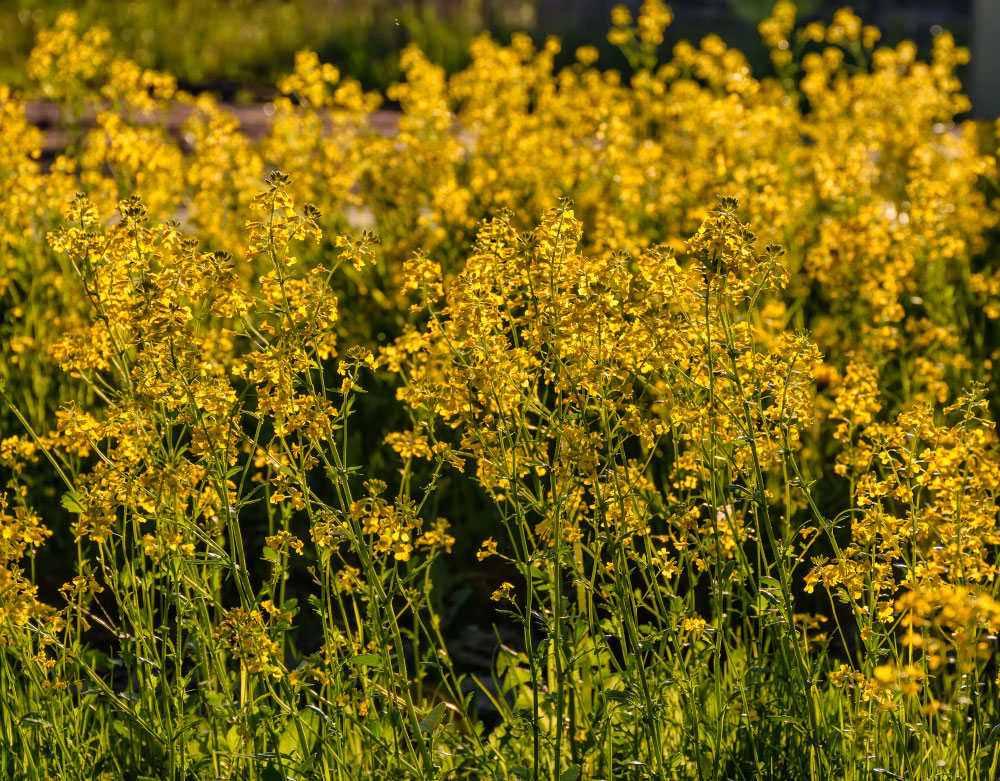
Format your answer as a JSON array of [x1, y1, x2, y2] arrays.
[[419, 702, 447, 733], [61, 491, 84, 514], [345, 653, 382, 669]]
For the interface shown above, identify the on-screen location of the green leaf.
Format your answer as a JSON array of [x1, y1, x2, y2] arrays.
[[186, 737, 210, 760], [419, 702, 447, 733], [560, 766, 582, 781], [226, 725, 244, 754], [61, 491, 84, 514], [203, 690, 226, 708], [344, 653, 382, 669], [278, 726, 302, 761]]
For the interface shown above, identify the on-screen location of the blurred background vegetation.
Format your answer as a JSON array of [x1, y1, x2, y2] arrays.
[[0, 0, 973, 99]]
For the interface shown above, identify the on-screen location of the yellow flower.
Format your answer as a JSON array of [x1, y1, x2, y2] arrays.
[[491, 582, 515, 602], [682, 616, 710, 638]]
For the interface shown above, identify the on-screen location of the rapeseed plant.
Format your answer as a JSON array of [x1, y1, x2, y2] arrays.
[[1, 2, 1000, 779]]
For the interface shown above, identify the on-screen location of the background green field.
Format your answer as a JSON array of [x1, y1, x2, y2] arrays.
[[0, 0, 972, 97]]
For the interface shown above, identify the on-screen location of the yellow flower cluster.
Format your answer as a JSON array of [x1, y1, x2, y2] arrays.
[[0, 490, 52, 631], [214, 606, 282, 676]]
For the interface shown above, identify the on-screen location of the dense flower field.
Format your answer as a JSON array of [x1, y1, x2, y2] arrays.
[[2, 2, 1000, 778]]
